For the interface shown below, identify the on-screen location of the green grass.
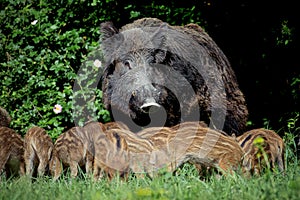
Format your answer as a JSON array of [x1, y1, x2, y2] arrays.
[[1, 128, 300, 200], [1, 162, 300, 200]]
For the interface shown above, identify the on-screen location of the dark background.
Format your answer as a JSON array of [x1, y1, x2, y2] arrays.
[[199, 1, 299, 131]]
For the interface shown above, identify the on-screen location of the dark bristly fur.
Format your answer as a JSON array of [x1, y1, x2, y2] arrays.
[[24, 126, 54, 177], [100, 18, 248, 135], [236, 128, 285, 174], [0, 127, 25, 179]]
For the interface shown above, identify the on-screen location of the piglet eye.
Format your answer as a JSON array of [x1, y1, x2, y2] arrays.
[[124, 60, 131, 69]]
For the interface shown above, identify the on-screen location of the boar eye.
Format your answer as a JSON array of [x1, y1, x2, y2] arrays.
[[123, 60, 131, 69]]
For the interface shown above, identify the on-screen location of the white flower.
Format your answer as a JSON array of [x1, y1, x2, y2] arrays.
[[93, 59, 102, 68], [53, 104, 62, 114], [31, 20, 38, 25]]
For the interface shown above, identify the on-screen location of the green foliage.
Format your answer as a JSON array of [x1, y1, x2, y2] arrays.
[[124, 1, 203, 25], [282, 112, 300, 165], [0, 0, 115, 138], [276, 20, 293, 46], [290, 75, 300, 101], [72, 49, 110, 127]]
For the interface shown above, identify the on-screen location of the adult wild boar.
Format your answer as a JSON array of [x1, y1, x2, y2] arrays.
[[99, 18, 248, 135]]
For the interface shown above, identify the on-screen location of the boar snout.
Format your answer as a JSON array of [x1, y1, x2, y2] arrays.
[[140, 98, 161, 113], [131, 84, 161, 114]]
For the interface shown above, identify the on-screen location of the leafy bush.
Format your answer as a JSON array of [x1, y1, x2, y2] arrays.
[[125, 2, 203, 25], [0, 0, 118, 138]]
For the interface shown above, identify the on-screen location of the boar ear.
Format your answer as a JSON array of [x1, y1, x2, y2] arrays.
[[151, 22, 168, 50], [150, 23, 168, 63], [100, 22, 124, 66], [100, 22, 119, 41]]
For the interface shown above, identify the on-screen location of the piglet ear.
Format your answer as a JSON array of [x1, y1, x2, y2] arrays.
[[100, 22, 119, 41]]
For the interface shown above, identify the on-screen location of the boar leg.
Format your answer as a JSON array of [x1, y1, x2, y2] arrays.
[[19, 159, 25, 176], [0, 148, 11, 178], [24, 145, 35, 176], [93, 158, 105, 181], [50, 155, 63, 181], [218, 158, 234, 175], [37, 161, 47, 177], [69, 161, 79, 178], [85, 151, 94, 175]]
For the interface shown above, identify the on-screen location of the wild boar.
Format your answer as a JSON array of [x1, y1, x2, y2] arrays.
[[99, 17, 248, 135], [49, 126, 93, 180], [236, 128, 285, 174], [137, 122, 250, 176], [24, 126, 53, 177], [77, 121, 129, 180], [0, 127, 25, 179]]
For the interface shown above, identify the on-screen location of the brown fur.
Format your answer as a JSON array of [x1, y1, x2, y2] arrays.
[[135, 121, 208, 140], [49, 126, 94, 180], [171, 121, 208, 130], [86, 122, 156, 178], [59, 122, 129, 181], [92, 127, 129, 180], [236, 128, 285, 174], [0, 127, 25, 179], [137, 122, 250, 177], [0, 107, 11, 127], [24, 126, 53, 177], [137, 121, 231, 177], [108, 128, 157, 177], [171, 121, 229, 136], [94, 121, 249, 178], [101, 121, 130, 131]]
